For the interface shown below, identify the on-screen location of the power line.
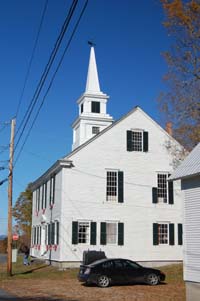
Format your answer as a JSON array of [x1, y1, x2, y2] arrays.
[[15, 0, 49, 118], [14, 0, 89, 167], [69, 168, 182, 191], [0, 178, 8, 186], [0, 121, 11, 133], [0, 145, 9, 155], [14, 0, 78, 151], [0, 167, 7, 171]]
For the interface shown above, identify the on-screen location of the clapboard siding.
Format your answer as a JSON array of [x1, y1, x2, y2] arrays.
[[182, 177, 200, 283], [30, 108, 183, 264]]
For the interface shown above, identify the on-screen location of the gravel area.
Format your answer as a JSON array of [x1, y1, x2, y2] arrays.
[[0, 277, 185, 301]]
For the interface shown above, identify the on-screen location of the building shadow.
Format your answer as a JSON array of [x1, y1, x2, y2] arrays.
[[12, 264, 47, 276]]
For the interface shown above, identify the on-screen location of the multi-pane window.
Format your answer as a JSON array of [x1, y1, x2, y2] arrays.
[[158, 223, 168, 244], [32, 225, 41, 245], [46, 221, 59, 245], [91, 101, 100, 113], [106, 223, 117, 244], [131, 131, 143, 151], [157, 174, 168, 203], [106, 171, 118, 201], [127, 130, 148, 152], [78, 222, 90, 244], [92, 126, 100, 134]]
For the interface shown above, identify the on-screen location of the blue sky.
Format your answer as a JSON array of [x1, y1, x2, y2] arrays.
[[0, 0, 170, 235]]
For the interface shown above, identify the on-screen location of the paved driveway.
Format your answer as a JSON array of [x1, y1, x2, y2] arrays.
[[0, 289, 18, 301]]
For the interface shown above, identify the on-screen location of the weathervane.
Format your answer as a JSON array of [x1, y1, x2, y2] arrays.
[[88, 40, 96, 47]]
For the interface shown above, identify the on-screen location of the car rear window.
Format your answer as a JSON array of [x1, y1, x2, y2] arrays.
[[101, 261, 114, 269]]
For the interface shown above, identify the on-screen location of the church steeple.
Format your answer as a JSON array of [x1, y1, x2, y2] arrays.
[[72, 46, 114, 150], [85, 46, 101, 94]]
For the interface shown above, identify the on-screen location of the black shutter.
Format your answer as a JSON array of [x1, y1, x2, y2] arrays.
[[90, 222, 97, 245], [100, 222, 106, 245], [127, 131, 132, 151], [41, 185, 44, 209], [44, 182, 47, 209], [118, 171, 124, 203], [169, 223, 175, 245], [118, 223, 124, 245], [72, 221, 78, 244], [49, 179, 52, 206], [152, 187, 158, 204], [178, 223, 183, 245], [34, 227, 36, 245], [56, 222, 59, 245], [38, 188, 40, 211], [168, 181, 174, 204], [39, 226, 41, 244], [153, 223, 158, 245], [143, 131, 149, 152], [52, 175, 56, 204], [51, 223, 55, 245], [48, 224, 51, 245]]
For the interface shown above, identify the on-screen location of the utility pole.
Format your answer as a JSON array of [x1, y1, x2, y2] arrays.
[[7, 118, 15, 276]]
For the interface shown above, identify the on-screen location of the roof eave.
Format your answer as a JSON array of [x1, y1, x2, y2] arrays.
[[30, 159, 73, 190], [169, 172, 200, 181]]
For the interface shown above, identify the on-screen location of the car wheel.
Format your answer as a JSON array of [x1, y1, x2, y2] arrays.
[[146, 273, 159, 286], [97, 275, 110, 288]]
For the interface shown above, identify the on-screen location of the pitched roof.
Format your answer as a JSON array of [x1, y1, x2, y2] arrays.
[[31, 105, 184, 187], [65, 106, 183, 160], [170, 143, 200, 180]]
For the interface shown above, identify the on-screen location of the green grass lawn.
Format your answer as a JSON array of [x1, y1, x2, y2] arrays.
[[161, 263, 184, 283], [0, 255, 78, 280], [0, 256, 184, 284]]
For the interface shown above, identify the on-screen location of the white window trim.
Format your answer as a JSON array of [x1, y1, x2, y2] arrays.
[[157, 222, 169, 245], [106, 170, 118, 202], [78, 221, 91, 245], [157, 172, 169, 204], [106, 222, 118, 245], [130, 129, 143, 152]]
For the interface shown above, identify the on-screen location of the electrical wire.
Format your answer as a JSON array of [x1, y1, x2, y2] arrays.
[[0, 145, 9, 155], [0, 121, 10, 133], [0, 178, 8, 186], [14, 0, 78, 150], [15, 0, 49, 118], [14, 0, 89, 167]]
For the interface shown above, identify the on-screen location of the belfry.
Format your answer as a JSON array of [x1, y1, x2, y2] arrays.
[[72, 46, 113, 150]]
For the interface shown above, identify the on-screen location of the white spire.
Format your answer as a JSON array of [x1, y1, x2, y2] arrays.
[[85, 46, 101, 93]]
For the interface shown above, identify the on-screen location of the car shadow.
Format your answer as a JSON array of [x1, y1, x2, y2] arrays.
[[81, 281, 167, 288]]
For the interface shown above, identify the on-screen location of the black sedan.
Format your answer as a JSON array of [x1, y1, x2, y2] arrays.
[[78, 258, 165, 288]]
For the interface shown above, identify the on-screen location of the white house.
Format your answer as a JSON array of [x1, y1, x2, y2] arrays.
[[170, 143, 200, 301], [30, 46, 183, 268]]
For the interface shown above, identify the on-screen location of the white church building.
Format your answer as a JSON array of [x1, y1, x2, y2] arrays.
[[30, 46, 183, 267]]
